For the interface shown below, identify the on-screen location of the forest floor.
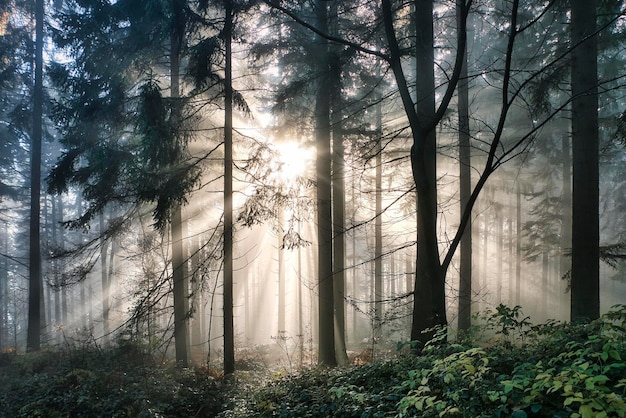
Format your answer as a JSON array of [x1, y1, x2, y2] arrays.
[[1, 305, 625, 417]]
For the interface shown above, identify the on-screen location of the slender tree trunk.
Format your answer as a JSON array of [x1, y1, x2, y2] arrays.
[[390, 253, 396, 296], [496, 204, 503, 304], [1, 222, 7, 350], [457, 0, 472, 332], [570, 0, 599, 321], [481, 206, 489, 308], [560, 135, 572, 306], [171, 0, 189, 367], [43, 197, 51, 338], [80, 281, 86, 329], [297, 219, 304, 366], [315, 0, 336, 367], [516, 182, 522, 306], [508, 192, 514, 305], [99, 214, 110, 342], [190, 234, 202, 358], [330, 15, 348, 364], [374, 102, 383, 343], [541, 251, 549, 319], [27, 0, 44, 352], [351, 185, 358, 343], [223, 0, 235, 375], [278, 208, 285, 332]]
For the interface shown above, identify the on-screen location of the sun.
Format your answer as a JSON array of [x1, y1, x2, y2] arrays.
[[273, 140, 313, 181]]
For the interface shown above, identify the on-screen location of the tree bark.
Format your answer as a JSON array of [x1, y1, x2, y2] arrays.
[[171, 0, 189, 367], [223, 0, 235, 375], [278, 208, 285, 333], [99, 214, 110, 342], [560, 134, 572, 309], [374, 101, 383, 343], [457, 0, 472, 332], [570, 0, 599, 321], [410, 0, 446, 344], [27, 0, 44, 352], [330, 11, 348, 363], [315, 0, 336, 367], [1, 222, 7, 349]]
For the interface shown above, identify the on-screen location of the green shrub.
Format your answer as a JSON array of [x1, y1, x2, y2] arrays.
[[0, 342, 226, 418], [247, 305, 626, 418]]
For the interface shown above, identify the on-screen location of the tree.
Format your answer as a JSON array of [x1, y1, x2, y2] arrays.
[[223, 0, 235, 375], [570, 0, 600, 321], [27, 0, 44, 352], [456, 0, 472, 332], [170, 0, 190, 367], [314, 0, 336, 367], [329, 0, 349, 366], [48, 0, 231, 358]]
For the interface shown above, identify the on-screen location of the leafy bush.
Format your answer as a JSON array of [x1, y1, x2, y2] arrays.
[[246, 305, 626, 418], [0, 342, 226, 418]]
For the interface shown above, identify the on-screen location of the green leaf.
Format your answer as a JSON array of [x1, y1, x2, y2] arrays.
[[511, 410, 528, 418], [580, 404, 593, 418]]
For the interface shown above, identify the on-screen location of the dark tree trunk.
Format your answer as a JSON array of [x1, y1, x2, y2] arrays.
[[223, 0, 235, 375], [457, 0, 472, 332], [515, 182, 522, 306], [27, 0, 44, 352], [374, 102, 383, 342], [99, 214, 110, 342], [315, 0, 336, 367], [1, 222, 7, 349], [570, 0, 599, 321], [560, 135, 572, 303], [330, 10, 348, 363], [171, 0, 189, 367], [410, 0, 446, 344], [496, 203, 503, 304]]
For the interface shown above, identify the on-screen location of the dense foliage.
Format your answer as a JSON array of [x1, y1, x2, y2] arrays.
[[1, 305, 624, 417], [244, 305, 626, 418], [0, 339, 225, 417]]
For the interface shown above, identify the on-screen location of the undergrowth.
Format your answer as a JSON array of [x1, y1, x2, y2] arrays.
[[1, 305, 624, 417], [0, 337, 226, 418], [244, 304, 626, 418]]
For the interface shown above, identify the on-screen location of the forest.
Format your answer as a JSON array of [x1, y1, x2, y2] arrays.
[[0, 0, 625, 416]]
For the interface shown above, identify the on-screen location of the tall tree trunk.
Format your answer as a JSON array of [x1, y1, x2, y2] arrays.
[[496, 203, 503, 304], [315, 0, 336, 367], [541, 251, 549, 319], [80, 281, 86, 329], [297, 219, 304, 366], [278, 208, 285, 332], [507, 192, 514, 305], [515, 182, 522, 306], [410, 0, 445, 344], [223, 0, 235, 375], [330, 19, 348, 364], [570, 0, 599, 321], [27, 0, 44, 351], [457, 0, 472, 332], [1, 222, 7, 349], [481, 206, 489, 309], [374, 101, 383, 343], [171, 0, 189, 367], [99, 214, 110, 342], [560, 135, 572, 307]]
